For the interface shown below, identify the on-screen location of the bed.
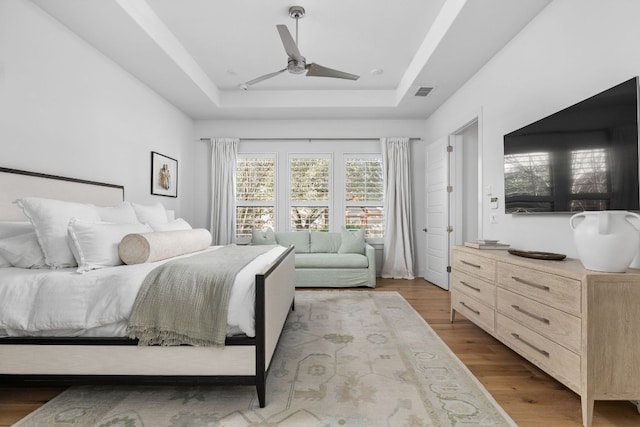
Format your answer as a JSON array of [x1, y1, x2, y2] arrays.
[[0, 167, 296, 407]]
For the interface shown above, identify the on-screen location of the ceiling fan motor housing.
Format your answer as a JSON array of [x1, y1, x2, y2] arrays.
[[287, 58, 307, 74]]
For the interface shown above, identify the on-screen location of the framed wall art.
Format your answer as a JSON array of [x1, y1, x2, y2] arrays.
[[150, 151, 178, 198]]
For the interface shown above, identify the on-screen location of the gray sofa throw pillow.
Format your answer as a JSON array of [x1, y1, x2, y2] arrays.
[[251, 228, 277, 245], [338, 228, 366, 254]]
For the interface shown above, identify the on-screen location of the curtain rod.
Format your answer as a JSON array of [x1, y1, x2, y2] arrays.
[[199, 137, 422, 142]]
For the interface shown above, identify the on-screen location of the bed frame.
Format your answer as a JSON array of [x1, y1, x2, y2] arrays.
[[0, 167, 296, 407]]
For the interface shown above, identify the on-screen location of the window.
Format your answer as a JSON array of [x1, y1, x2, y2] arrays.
[[289, 155, 331, 231], [235, 141, 384, 241], [235, 154, 276, 238], [344, 155, 384, 238]]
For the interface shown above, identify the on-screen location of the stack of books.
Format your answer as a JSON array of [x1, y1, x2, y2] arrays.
[[464, 240, 510, 250]]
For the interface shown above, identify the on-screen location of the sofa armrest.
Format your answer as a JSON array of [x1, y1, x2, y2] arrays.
[[365, 244, 376, 288]]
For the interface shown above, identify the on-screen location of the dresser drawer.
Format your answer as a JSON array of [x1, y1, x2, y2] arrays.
[[452, 250, 496, 282], [451, 290, 495, 333], [497, 313, 580, 392], [497, 262, 581, 315], [497, 288, 581, 353], [452, 270, 496, 308]]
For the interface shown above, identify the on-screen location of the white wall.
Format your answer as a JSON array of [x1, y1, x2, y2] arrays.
[[194, 119, 430, 277], [0, 1, 196, 223], [424, 0, 640, 258]]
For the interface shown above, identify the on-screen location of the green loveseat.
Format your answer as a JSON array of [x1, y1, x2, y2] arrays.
[[251, 229, 376, 288]]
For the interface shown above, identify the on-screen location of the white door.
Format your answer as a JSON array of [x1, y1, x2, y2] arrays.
[[424, 136, 451, 289]]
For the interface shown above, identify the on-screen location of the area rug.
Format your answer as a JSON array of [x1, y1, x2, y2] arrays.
[[15, 291, 516, 426]]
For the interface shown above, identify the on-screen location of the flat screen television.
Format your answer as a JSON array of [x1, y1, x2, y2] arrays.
[[503, 77, 640, 214]]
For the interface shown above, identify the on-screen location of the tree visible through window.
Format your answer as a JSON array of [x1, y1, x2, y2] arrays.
[[289, 156, 331, 231], [345, 156, 384, 238], [235, 148, 385, 240], [236, 155, 275, 238]]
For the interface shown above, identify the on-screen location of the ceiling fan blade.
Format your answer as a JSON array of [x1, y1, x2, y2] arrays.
[[245, 68, 287, 87], [306, 63, 359, 80], [276, 24, 304, 62]]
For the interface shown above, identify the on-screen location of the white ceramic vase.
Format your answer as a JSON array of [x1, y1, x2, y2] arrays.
[[570, 211, 640, 272]]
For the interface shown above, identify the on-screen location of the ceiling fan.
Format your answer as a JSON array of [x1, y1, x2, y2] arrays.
[[240, 6, 359, 89]]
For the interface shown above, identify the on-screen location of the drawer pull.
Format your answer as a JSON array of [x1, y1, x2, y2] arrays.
[[511, 304, 550, 324], [512, 276, 550, 291], [460, 281, 481, 292], [459, 301, 480, 315], [461, 260, 481, 269], [511, 333, 550, 358]]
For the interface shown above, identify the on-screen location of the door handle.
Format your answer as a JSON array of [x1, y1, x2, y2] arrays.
[[422, 228, 428, 232]]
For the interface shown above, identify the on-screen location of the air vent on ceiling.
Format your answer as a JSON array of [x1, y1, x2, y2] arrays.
[[414, 87, 433, 97]]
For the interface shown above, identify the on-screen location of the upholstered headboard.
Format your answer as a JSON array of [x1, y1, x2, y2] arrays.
[[0, 167, 125, 221]]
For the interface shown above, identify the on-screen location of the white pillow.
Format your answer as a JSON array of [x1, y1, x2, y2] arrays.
[[0, 222, 34, 267], [67, 219, 153, 273], [17, 197, 100, 268], [150, 218, 192, 232], [0, 232, 47, 269], [131, 202, 168, 224], [96, 202, 138, 223]]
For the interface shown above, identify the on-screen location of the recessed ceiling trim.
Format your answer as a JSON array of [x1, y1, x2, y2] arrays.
[[30, 0, 552, 119], [395, 0, 466, 104], [114, 0, 220, 105], [220, 89, 397, 108]]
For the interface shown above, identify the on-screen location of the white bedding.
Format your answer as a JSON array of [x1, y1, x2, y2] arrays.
[[0, 245, 286, 339]]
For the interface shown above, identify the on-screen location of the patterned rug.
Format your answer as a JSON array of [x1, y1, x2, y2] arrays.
[[15, 291, 516, 426]]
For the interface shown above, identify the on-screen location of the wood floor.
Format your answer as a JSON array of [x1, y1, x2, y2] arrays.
[[2, 278, 639, 426]]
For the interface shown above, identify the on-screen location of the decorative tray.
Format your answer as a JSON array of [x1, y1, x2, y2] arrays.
[[507, 249, 567, 261]]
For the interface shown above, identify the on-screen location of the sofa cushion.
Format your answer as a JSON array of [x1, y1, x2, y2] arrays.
[[295, 253, 368, 268], [275, 231, 310, 253], [251, 228, 277, 245], [310, 232, 341, 253], [338, 227, 366, 254]]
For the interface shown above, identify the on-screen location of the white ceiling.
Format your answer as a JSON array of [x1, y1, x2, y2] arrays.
[[32, 0, 552, 120]]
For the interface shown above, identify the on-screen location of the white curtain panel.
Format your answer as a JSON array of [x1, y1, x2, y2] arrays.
[[381, 137, 415, 279], [210, 138, 238, 245]]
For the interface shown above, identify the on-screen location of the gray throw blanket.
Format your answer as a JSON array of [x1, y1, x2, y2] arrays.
[[127, 245, 276, 347]]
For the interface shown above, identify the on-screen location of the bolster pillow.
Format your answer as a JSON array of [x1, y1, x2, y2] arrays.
[[119, 229, 212, 265]]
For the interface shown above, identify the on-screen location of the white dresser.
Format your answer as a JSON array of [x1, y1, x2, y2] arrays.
[[451, 245, 640, 427]]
